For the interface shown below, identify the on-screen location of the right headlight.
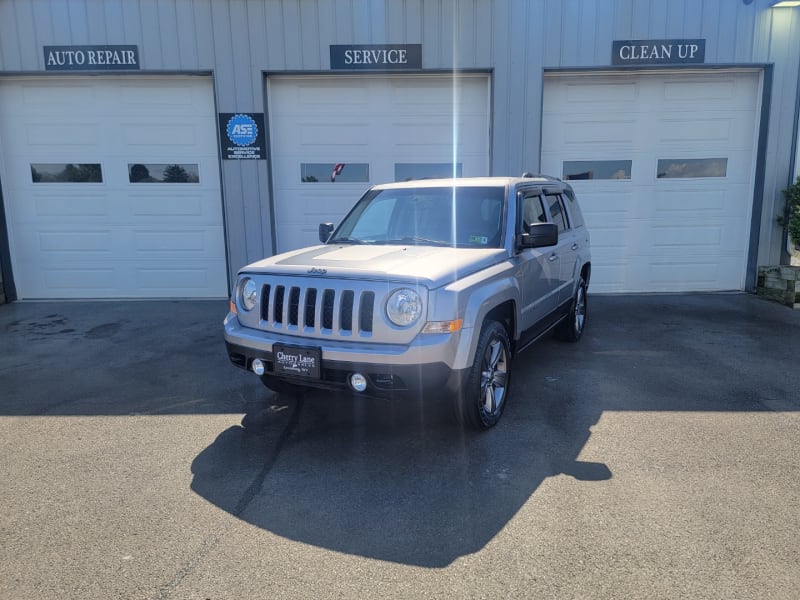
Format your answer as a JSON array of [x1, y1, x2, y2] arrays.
[[386, 288, 423, 327], [238, 277, 258, 311]]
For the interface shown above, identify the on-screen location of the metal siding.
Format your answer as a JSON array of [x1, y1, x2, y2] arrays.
[[682, 0, 703, 38], [385, 0, 406, 43], [437, 0, 455, 68], [230, 0, 255, 104], [756, 7, 800, 266], [0, 2, 22, 69], [422, 0, 440, 66], [175, 0, 200, 68], [0, 0, 797, 278], [66, 0, 89, 41], [301, 0, 324, 68], [137, 0, 164, 67], [121, 1, 144, 55], [157, 0, 181, 67], [504, 0, 528, 175], [102, 0, 126, 42], [11, 0, 39, 69], [86, 0, 107, 41], [193, 0, 217, 68]]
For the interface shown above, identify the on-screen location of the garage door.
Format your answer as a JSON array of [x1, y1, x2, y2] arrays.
[[0, 76, 227, 299], [542, 71, 761, 293], [268, 74, 490, 252]]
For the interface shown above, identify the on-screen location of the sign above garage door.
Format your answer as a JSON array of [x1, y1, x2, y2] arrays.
[[43, 45, 140, 71], [330, 45, 422, 70], [612, 39, 705, 66]]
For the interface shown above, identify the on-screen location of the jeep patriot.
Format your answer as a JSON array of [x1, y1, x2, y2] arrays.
[[224, 175, 591, 429]]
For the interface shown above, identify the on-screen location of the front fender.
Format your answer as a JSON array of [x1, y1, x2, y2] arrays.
[[433, 261, 520, 371]]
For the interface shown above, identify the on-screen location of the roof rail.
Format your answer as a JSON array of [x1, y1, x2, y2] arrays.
[[521, 172, 562, 181]]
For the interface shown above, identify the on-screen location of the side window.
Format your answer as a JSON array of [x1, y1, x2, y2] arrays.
[[545, 194, 569, 233], [563, 189, 585, 229], [519, 192, 546, 232]]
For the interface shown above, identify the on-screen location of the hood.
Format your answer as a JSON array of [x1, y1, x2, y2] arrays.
[[241, 244, 507, 288]]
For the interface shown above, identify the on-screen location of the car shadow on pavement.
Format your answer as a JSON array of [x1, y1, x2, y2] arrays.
[[190, 377, 611, 568]]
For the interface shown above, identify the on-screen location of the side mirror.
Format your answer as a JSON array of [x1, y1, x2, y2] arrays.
[[516, 222, 558, 249], [319, 223, 335, 244]]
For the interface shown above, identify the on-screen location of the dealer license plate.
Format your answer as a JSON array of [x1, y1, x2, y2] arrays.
[[273, 344, 321, 379]]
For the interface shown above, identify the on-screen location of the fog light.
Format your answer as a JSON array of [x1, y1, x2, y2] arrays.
[[252, 358, 265, 376], [349, 373, 368, 392]]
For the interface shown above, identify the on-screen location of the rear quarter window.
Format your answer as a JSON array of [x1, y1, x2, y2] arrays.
[[563, 189, 585, 229]]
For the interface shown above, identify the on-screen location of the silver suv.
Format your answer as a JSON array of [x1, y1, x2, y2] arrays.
[[224, 175, 591, 429]]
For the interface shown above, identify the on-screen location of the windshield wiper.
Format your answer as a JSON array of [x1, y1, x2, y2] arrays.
[[329, 236, 365, 244]]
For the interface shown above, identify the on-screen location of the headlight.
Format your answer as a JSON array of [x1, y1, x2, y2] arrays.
[[386, 288, 423, 327], [238, 277, 258, 311]]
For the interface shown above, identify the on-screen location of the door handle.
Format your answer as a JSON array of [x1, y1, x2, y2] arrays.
[[571, 243, 579, 251], [548, 253, 559, 262]]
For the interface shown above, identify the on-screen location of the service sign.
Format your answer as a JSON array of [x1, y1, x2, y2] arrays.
[[218, 113, 266, 160], [330, 44, 422, 70], [612, 39, 705, 65], [44, 45, 140, 70]]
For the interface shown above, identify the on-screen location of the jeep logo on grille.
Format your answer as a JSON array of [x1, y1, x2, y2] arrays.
[[308, 267, 327, 275]]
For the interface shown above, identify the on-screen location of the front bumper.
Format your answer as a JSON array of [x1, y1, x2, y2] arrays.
[[223, 312, 470, 398]]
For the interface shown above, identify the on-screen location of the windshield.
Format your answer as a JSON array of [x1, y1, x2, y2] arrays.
[[329, 186, 505, 248]]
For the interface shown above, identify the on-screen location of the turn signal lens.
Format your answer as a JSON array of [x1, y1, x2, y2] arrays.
[[422, 319, 463, 334], [229, 298, 237, 315]]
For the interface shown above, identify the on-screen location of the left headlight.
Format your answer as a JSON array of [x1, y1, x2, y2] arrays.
[[386, 288, 423, 327], [238, 277, 258, 311]]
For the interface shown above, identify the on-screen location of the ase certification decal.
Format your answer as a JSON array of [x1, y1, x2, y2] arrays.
[[218, 112, 266, 160]]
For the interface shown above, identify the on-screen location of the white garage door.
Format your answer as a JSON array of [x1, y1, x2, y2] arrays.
[[542, 70, 761, 293], [0, 76, 227, 299], [268, 74, 490, 252]]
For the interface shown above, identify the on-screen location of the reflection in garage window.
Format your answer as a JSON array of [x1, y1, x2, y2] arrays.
[[563, 160, 631, 180], [394, 163, 463, 181], [31, 163, 103, 183], [129, 163, 200, 183], [301, 163, 369, 183], [657, 158, 727, 179]]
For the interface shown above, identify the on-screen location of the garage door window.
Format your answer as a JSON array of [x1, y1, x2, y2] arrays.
[[128, 163, 199, 183], [657, 158, 727, 179], [395, 163, 462, 181], [31, 163, 103, 183], [128, 163, 200, 183], [563, 160, 631, 181], [301, 163, 369, 183]]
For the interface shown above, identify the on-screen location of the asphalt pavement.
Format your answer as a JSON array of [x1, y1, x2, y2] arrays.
[[0, 293, 798, 599]]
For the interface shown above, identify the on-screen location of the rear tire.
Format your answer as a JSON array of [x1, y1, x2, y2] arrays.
[[556, 275, 587, 342], [454, 320, 512, 430]]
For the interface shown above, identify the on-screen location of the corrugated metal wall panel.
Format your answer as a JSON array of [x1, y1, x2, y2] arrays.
[[0, 0, 798, 277]]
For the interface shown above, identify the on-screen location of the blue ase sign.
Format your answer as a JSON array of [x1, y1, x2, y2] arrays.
[[218, 113, 266, 159]]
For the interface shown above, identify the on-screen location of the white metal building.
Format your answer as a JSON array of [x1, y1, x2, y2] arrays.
[[0, 0, 799, 301]]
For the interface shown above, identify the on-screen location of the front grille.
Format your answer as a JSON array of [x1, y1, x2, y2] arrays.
[[260, 283, 376, 336]]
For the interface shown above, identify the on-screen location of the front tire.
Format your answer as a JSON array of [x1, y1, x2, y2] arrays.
[[455, 320, 512, 430]]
